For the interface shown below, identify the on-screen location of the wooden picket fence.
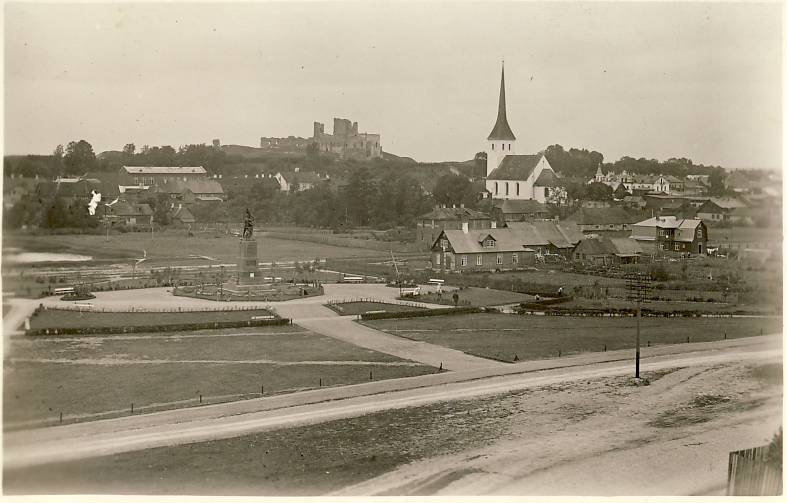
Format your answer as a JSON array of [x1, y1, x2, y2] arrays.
[[727, 445, 782, 496]]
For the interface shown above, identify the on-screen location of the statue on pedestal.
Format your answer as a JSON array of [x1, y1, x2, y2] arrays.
[[243, 208, 254, 239]]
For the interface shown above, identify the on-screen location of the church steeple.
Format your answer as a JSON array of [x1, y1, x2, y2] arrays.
[[487, 63, 516, 141]]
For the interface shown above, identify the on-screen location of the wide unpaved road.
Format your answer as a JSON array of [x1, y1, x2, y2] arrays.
[[4, 338, 779, 470]]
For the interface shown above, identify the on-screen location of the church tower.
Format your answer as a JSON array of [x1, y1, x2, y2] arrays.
[[486, 63, 516, 176]]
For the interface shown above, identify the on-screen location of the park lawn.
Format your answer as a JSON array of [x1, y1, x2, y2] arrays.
[[326, 302, 426, 316], [414, 287, 534, 307], [363, 313, 783, 363], [4, 326, 435, 427], [28, 308, 277, 330], [4, 232, 387, 264]]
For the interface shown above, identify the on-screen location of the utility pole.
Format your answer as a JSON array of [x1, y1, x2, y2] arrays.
[[626, 272, 652, 378]]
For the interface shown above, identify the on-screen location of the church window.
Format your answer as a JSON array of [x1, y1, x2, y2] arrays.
[[495, 182, 499, 195], [505, 182, 509, 196], [516, 183, 520, 196], [492, 144, 495, 151]]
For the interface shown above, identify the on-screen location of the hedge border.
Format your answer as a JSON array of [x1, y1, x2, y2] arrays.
[[360, 306, 485, 321], [27, 317, 290, 336]]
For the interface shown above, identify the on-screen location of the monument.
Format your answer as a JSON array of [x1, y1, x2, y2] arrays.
[[237, 208, 260, 284]]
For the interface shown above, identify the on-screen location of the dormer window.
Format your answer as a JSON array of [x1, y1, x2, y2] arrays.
[[483, 238, 495, 248]]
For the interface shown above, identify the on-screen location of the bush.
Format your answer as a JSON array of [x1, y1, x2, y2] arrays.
[[361, 306, 482, 320]]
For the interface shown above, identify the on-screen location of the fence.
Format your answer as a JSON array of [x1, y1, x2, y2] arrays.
[[43, 304, 273, 314], [326, 297, 426, 310], [27, 317, 290, 336], [727, 445, 782, 496]]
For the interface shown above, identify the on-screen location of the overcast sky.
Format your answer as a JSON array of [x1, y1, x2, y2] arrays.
[[4, 1, 782, 169]]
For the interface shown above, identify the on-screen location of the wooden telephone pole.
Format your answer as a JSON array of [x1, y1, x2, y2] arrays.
[[625, 272, 653, 378]]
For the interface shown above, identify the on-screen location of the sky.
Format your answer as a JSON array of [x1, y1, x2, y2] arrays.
[[4, 1, 783, 169]]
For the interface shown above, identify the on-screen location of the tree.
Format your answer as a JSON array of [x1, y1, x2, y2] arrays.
[[122, 143, 136, 158], [585, 182, 614, 201], [152, 193, 171, 226], [432, 174, 476, 208], [63, 140, 97, 175]]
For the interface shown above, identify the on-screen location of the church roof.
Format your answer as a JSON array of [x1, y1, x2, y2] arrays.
[[487, 65, 516, 141], [487, 154, 541, 180], [534, 169, 560, 187]]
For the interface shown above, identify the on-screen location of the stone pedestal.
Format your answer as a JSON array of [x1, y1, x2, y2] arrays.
[[237, 238, 260, 284]]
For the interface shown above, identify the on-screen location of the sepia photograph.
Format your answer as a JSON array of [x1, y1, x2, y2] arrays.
[[1, 0, 783, 497]]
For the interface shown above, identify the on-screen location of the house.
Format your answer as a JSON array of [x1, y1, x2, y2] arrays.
[[120, 166, 208, 188], [416, 206, 492, 251], [621, 195, 646, 210], [631, 216, 708, 254], [490, 199, 551, 225], [695, 198, 750, 225], [430, 224, 537, 272], [483, 64, 560, 203], [572, 235, 645, 265], [153, 178, 225, 201], [564, 207, 641, 233], [506, 221, 584, 258], [108, 202, 152, 227], [274, 170, 326, 192], [169, 204, 196, 226]]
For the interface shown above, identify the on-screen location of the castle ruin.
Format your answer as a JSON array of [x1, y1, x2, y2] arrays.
[[313, 118, 382, 159]]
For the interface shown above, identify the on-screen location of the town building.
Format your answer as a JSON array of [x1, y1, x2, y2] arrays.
[[120, 166, 208, 188], [571, 235, 645, 265], [490, 199, 551, 226], [416, 206, 492, 251], [695, 198, 751, 225], [484, 65, 560, 203], [564, 207, 642, 233], [631, 216, 708, 254], [430, 224, 536, 272], [274, 170, 327, 192], [108, 202, 153, 227], [505, 221, 583, 258], [313, 118, 382, 159], [152, 178, 225, 201]]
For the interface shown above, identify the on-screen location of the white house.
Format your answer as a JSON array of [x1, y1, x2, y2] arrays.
[[484, 65, 559, 204]]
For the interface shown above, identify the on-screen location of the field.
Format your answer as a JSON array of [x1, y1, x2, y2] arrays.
[[5, 361, 780, 495], [28, 308, 276, 330], [325, 302, 426, 316], [3, 231, 387, 264], [3, 325, 436, 427], [363, 313, 783, 362]]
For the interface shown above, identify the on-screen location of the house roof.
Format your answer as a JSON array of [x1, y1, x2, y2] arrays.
[[171, 205, 196, 222], [110, 202, 153, 217], [487, 66, 516, 141], [156, 178, 224, 195], [419, 206, 490, 221], [575, 236, 618, 256], [277, 171, 325, 184], [122, 166, 206, 175], [708, 197, 748, 209], [609, 237, 644, 255], [533, 168, 560, 187], [506, 221, 583, 248], [438, 228, 537, 254], [487, 155, 542, 180], [493, 198, 549, 215], [565, 207, 639, 225], [632, 216, 703, 243]]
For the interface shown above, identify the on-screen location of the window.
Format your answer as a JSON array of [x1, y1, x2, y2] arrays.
[[435, 254, 441, 265], [512, 253, 518, 264], [659, 229, 665, 236], [516, 183, 520, 196], [495, 182, 499, 195], [492, 144, 495, 150], [497, 254, 503, 265], [662, 244, 669, 250], [476, 255, 483, 266], [461, 255, 468, 267], [483, 238, 495, 248], [505, 182, 509, 196], [674, 243, 680, 251], [697, 228, 703, 238]]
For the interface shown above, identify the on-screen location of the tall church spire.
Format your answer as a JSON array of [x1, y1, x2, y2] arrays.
[[487, 62, 516, 141]]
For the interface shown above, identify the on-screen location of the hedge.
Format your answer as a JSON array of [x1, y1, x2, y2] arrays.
[[518, 295, 574, 310], [27, 317, 290, 336], [360, 306, 484, 320]]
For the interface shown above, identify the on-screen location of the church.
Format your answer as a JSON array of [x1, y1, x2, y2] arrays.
[[484, 65, 559, 204]]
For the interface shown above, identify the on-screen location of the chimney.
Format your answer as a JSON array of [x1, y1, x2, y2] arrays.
[[462, 222, 469, 234], [491, 221, 497, 229]]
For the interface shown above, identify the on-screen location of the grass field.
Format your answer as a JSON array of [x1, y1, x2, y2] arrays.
[[325, 302, 426, 316], [3, 325, 435, 427], [5, 362, 779, 495], [28, 308, 277, 330], [412, 287, 533, 307], [363, 313, 783, 362], [3, 231, 387, 264]]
